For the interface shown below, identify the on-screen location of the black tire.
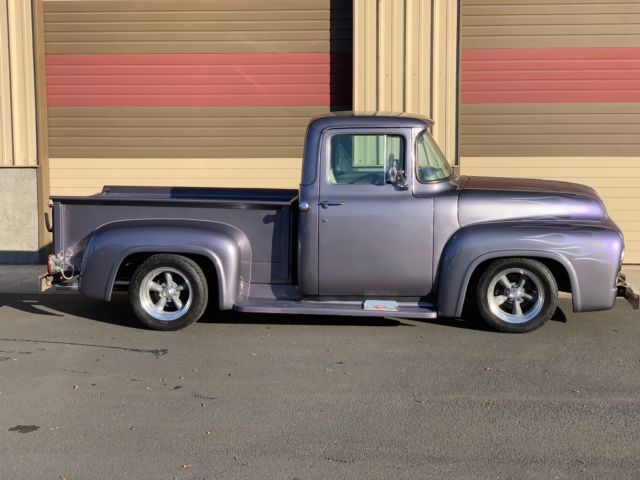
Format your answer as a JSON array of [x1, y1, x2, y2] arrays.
[[476, 258, 558, 333], [128, 254, 208, 331]]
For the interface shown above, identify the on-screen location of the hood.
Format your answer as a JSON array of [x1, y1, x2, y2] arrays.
[[458, 176, 607, 226]]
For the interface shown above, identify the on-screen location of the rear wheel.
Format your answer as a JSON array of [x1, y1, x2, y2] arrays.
[[129, 254, 208, 331], [476, 258, 558, 333]]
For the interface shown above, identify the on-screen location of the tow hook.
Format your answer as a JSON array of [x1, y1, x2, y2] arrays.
[[617, 274, 639, 310]]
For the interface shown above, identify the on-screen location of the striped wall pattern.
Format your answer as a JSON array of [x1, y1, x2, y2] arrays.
[[0, 0, 37, 166], [46, 53, 350, 108], [42, 0, 352, 194], [459, 0, 640, 263], [43, 0, 352, 54], [48, 106, 325, 159]]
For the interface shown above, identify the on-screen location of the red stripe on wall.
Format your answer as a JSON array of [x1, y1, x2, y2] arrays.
[[46, 53, 351, 107], [461, 47, 640, 104]]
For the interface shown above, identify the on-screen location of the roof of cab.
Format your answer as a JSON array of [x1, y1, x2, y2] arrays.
[[308, 111, 434, 132]]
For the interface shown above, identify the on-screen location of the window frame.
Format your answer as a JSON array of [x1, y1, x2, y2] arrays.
[[325, 130, 408, 187]]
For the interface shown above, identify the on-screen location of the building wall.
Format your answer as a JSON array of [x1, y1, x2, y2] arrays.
[[0, 0, 39, 263], [41, 0, 352, 195], [353, 0, 458, 161], [459, 0, 640, 263]]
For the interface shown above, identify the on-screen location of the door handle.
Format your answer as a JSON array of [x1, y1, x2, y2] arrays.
[[319, 200, 345, 209]]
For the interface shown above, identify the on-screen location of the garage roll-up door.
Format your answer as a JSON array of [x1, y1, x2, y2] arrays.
[[41, 0, 351, 195], [459, 0, 640, 263]]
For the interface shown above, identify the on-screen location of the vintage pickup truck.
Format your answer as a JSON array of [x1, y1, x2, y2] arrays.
[[46, 113, 638, 333]]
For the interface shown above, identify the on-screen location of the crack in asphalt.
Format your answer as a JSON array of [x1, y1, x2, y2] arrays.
[[0, 338, 168, 358]]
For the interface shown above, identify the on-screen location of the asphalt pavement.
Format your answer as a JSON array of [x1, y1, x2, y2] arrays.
[[1, 293, 639, 479]]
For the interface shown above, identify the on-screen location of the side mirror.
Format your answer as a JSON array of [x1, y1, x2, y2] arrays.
[[389, 165, 408, 190]]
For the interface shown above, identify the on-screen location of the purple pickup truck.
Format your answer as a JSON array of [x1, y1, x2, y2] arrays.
[[46, 113, 638, 333]]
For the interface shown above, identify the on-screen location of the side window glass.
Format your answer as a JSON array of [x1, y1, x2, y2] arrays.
[[329, 134, 404, 185]]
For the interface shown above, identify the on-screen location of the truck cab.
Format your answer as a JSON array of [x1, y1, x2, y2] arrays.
[[298, 114, 451, 298]]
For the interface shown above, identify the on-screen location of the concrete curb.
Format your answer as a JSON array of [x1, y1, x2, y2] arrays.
[[1, 264, 639, 295]]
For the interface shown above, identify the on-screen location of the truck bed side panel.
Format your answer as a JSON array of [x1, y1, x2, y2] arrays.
[[52, 188, 297, 285]]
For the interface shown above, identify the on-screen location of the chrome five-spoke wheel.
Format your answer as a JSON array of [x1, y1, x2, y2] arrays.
[[476, 258, 558, 333], [139, 267, 192, 321], [129, 254, 208, 331], [487, 268, 544, 324]]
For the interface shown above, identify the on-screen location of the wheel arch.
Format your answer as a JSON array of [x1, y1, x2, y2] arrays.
[[458, 255, 574, 319], [116, 251, 220, 305], [435, 222, 599, 318], [80, 219, 251, 309]]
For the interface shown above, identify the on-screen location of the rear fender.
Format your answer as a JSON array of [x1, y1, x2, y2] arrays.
[[80, 219, 251, 309], [437, 221, 624, 317]]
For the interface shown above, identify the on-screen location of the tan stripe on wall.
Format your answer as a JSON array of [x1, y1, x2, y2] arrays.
[[49, 157, 302, 196], [43, 0, 352, 54], [48, 106, 327, 159], [460, 103, 640, 157], [460, 156, 640, 263], [461, 0, 640, 49]]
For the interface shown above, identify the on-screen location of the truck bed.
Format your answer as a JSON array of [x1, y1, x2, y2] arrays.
[[52, 185, 298, 206], [51, 186, 298, 285]]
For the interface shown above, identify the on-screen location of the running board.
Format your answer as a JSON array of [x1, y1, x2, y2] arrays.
[[233, 298, 437, 319]]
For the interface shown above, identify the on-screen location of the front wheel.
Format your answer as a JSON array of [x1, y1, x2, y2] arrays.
[[476, 258, 558, 333], [129, 254, 208, 331]]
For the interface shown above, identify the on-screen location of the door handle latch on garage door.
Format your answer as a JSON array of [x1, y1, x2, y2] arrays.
[[319, 201, 345, 209]]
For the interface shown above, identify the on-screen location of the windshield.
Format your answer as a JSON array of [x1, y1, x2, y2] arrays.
[[415, 130, 453, 182]]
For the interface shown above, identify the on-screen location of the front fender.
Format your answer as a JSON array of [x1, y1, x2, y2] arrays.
[[80, 219, 251, 309], [437, 221, 623, 318]]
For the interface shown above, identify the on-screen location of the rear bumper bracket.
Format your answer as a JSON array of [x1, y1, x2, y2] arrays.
[[618, 274, 639, 310]]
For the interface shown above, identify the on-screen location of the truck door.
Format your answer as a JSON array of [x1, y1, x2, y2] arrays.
[[317, 129, 434, 296]]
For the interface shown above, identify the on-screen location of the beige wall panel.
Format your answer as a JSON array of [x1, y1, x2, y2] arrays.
[[48, 106, 327, 159], [0, 0, 12, 166], [34, 0, 53, 253], [376, 0, 405, 112], [432, 0, 458, 161], [460, 157, 640, 167], [623, 249, 640, 264], [7, 0, 37, 166], [353, 0, 457, 161], [376, 0, 391, 110], [403, 0, 431, 117], [353, 0, 377, 111], [460, 156, 640, 263], [0, 0, 37, 166], [51, 157, 301, 170], [462, 0, 640, 49], [49, 157, 302, 196], [43, 0, 352, 54], [460, 104, 640, 157]]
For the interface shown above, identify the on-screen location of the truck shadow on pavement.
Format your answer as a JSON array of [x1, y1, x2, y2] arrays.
[[0, 294, 410, 329], [0, 293, 569, 331]]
